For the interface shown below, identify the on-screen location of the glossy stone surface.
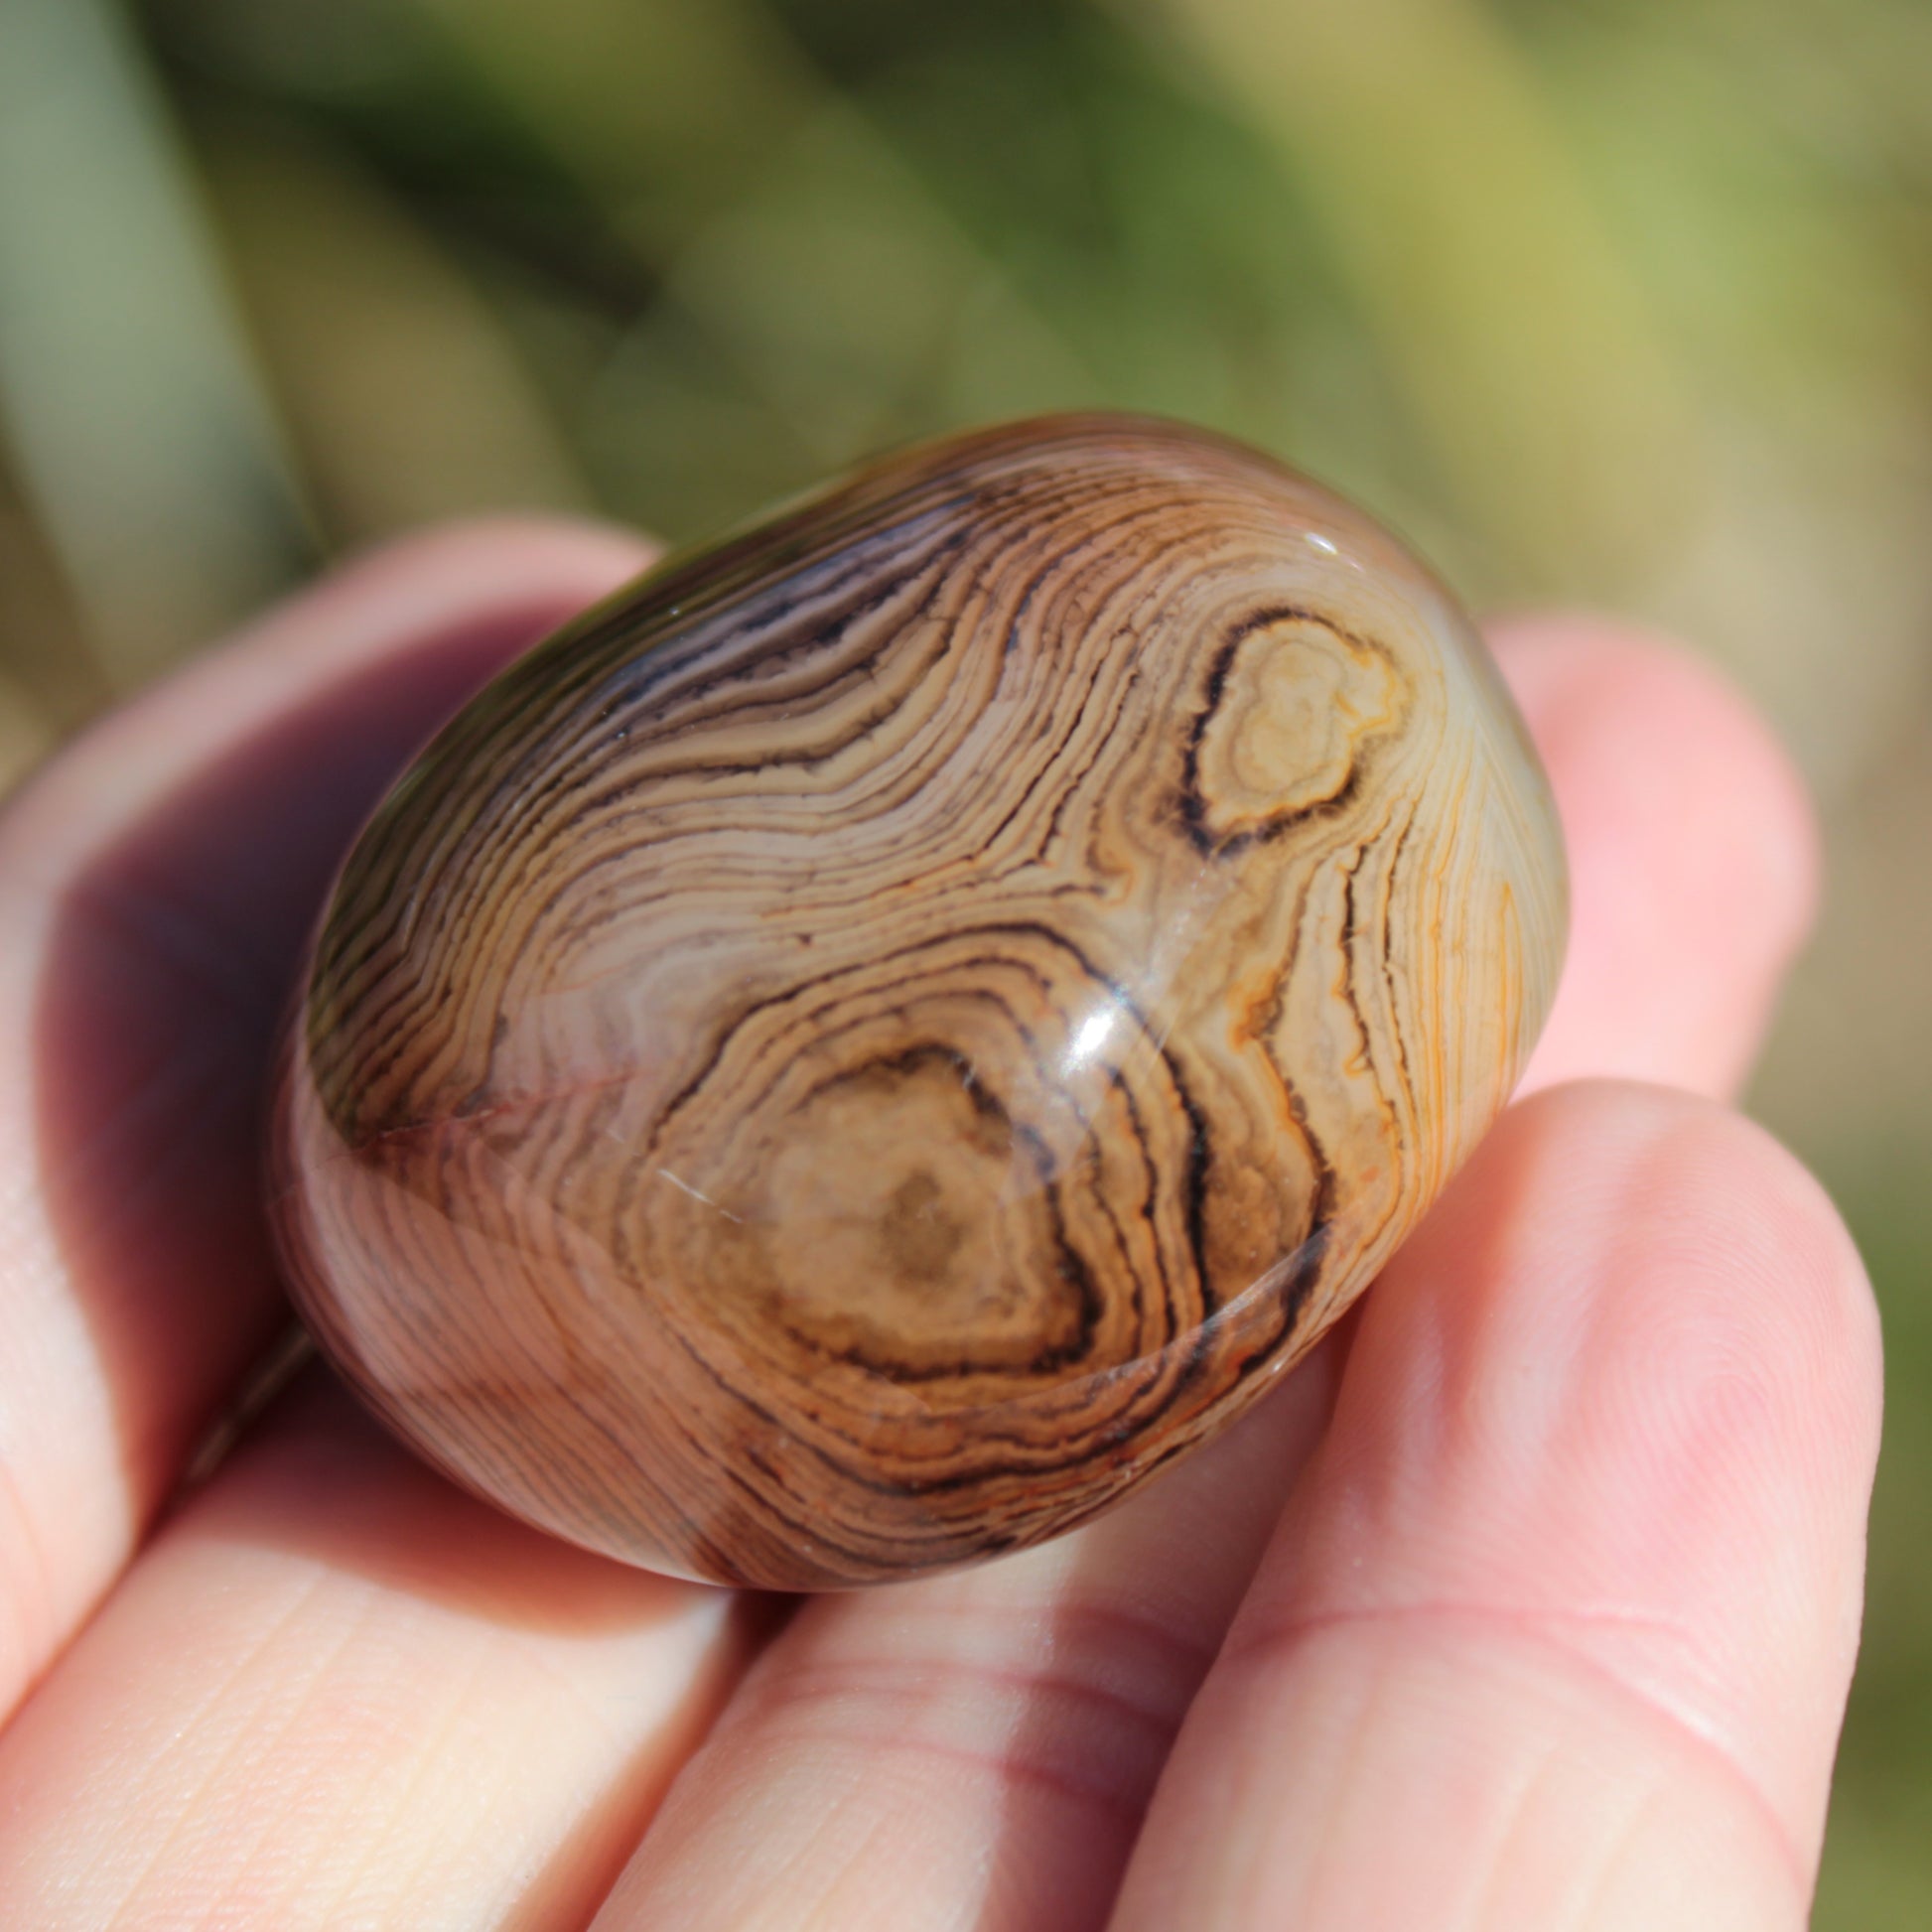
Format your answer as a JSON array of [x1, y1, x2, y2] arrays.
[[269, 415, 1568, 1588]]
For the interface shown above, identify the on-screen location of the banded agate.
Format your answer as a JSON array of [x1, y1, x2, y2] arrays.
[[271, 416, 1567, 1588]]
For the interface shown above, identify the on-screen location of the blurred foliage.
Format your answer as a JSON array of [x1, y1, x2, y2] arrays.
[[0, 0, 1928, 1919], [1813, 1153, 1932, 1930]]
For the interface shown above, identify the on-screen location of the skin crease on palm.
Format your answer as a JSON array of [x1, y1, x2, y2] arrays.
[[0, 521, 1877, 1932]]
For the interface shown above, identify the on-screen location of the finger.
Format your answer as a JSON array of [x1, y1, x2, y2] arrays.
[[1110, 1082, 1880, 1932], [590, 1344, 1343, 1932], [0, 518, 653, 1719], [1489, 618, 1819, 1101], [0, 1370, 747, 1929]]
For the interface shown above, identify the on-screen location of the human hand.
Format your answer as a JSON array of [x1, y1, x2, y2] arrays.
[[0, 522, 1877, 1930]]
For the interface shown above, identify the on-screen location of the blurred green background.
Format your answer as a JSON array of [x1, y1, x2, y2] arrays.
[[0, 0, 1926, 1918]]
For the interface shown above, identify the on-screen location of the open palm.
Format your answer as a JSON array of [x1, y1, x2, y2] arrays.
[[0, 521, 1877, 1930]]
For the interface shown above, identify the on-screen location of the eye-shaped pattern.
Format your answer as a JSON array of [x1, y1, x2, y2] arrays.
[[269, 414, 1569, 1589]]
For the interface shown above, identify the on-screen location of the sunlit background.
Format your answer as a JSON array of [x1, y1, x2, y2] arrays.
[[1, 0, 1928, 1917]]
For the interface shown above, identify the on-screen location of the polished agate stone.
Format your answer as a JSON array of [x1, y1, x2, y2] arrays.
[[270, 415, 1568, 1589]]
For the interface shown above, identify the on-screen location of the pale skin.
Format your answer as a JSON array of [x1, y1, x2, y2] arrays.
[[0, 520, 1878, 1930]]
